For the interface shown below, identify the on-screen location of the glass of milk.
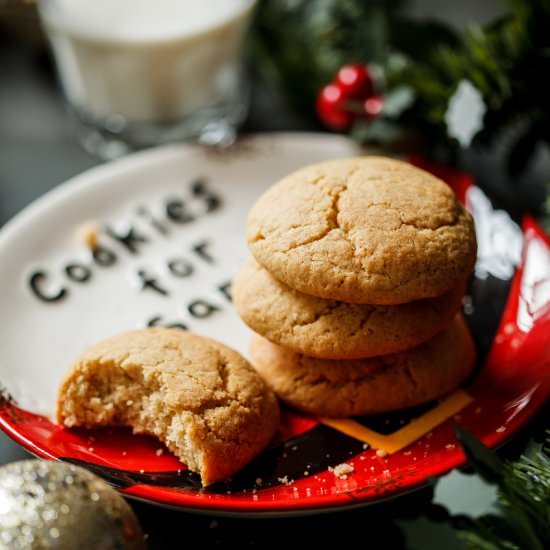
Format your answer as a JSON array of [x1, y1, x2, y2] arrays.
[[38, 0, 256, 158]]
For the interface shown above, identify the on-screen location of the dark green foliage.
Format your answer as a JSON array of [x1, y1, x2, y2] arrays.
[[250, 0, 401, 115], [250, 0, 550, 227], [399, 429, 550, 550]]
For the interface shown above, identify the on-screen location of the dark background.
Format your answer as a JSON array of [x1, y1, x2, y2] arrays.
[[1, 1, 548, 547]]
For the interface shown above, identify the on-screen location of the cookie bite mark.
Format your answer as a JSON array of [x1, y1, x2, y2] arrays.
[[57, 328, 280, 486]]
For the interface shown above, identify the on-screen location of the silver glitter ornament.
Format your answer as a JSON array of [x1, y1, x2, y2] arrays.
[[0, 459, 146, 549]]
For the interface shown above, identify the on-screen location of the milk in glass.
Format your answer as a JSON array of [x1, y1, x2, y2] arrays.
[[38, 0, 256, 155]]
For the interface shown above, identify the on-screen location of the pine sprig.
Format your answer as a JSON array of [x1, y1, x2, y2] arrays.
[[433, 427, 549, 550], [399, 428, 550, 549], [250, 0, 550, 227], [500, 438, 550, 543]]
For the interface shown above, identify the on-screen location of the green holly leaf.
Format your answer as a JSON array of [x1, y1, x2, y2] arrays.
[[433, 470, 501, 519]]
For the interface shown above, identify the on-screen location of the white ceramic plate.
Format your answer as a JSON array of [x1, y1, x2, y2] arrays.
[[1, 132, 548, 516], [0, 132, 363, 418]]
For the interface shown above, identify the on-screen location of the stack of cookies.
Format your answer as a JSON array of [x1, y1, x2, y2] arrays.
[[233, 157, 477, 418]]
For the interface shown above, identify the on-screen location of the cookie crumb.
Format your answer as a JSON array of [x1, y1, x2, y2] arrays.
[[496, 425, 506, 433], [445, 443, 456, 450], [76, 221, 100, 250], [362, 443, 370, 450], [155, 448, 164, 456], [332, 463, 354, 480], [376, 449, 388, 458], [255, 478, 263, 486]]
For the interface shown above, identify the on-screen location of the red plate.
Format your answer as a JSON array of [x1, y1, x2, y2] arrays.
[[0, 134, 548, 515]]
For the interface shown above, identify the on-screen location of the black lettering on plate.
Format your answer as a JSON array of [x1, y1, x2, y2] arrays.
[[218, 281, 232, 302], [167, 258, 194, 278], [192, 241, 214, 264], [165, 199, 194, 224], [105, 225, 148, 254], [191, 178, 222, 212], [136, 270, 169, 296], [147, 316, 188, 331], [136, 205, 169, 236], [92, 245, 117, 266], [187, 299, 220, 319], [28, 271, 67, 303], [64, 263, 92, 283]]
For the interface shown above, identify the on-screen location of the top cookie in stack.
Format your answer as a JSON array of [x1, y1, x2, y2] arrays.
[[233, 156, 477, 416], [245, 156, 476, 305]]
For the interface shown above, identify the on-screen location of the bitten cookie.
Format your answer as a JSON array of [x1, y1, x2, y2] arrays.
[[249, 315, 475, 417], [233, 259, 465, 359], [247, 156, 477, 305], [57, 328, 280, 486]]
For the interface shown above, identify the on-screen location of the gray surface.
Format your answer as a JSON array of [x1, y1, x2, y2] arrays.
[[0, 45, 96, 465], [0, 47, 97, 225]]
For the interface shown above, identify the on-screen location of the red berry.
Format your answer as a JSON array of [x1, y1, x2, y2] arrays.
[[316, 83, 355, 130], [335, 64, 373, 100], [364, 95, 384, 118]]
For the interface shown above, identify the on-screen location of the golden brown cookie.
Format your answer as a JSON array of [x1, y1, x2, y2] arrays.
[[249, 315, 475, 417], [233, 259, 465, 359], [247, 156, 477, 305], [57, 328, 280, 486]]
